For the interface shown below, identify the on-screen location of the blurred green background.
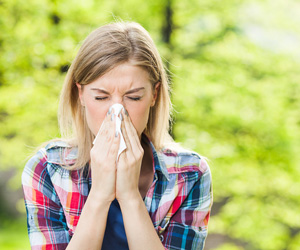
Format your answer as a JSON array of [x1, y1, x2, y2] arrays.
[[0, 0, 299, 249]]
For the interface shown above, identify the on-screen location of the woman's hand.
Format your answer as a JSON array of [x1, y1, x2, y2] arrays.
[[116, 108, 144, 203], [89, 112, 120, 204]]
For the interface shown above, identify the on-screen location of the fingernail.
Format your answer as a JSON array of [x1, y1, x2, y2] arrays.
[[115, 131, 118, 137], [111, 113, 114, 121], [108, 107, 112, 115], [124, 109, 129, 116]]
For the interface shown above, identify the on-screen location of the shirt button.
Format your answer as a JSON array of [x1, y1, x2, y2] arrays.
[[159, 234, 164, 242]]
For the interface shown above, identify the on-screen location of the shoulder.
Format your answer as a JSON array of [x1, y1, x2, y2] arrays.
[[44, 140, 78, 165], [22, 140, 78, 183], [158, 142, 210, 175]]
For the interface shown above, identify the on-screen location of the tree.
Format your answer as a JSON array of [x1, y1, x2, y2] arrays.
[[0, 0, 299, 249]]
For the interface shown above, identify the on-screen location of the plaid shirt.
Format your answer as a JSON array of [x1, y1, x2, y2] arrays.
[[22, 139, 212, 250]]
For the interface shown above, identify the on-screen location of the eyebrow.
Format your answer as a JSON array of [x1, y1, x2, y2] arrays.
[[91, 87, 145, 94]]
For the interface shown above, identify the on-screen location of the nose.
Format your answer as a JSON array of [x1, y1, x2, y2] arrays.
[[108, 103, 125, 121], [108, 98, 126, 115], [110, 96, 125, 108]]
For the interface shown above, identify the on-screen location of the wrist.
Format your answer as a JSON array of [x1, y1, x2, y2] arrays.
[[88, 189, 114, 208], [117, 192, 143, 208]]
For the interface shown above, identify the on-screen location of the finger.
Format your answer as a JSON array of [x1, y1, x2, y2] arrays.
[[93, 112, 111, 145], [121, 114, 133, 154], [106, 112, 117, 147], [94, 113, 115, 156], [99, 112, 113, 136], [122, 108, 142, 154], [103, 107, 119, 144], [123, 108, 140, 144], [107, 129, 120, 164]]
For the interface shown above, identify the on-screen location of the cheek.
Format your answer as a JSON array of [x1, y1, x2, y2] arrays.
[[126, 102, 151, 135], [84, 100, 108, 136]]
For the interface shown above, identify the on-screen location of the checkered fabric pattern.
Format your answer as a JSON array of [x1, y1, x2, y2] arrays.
[[22, 138, 212, 250]]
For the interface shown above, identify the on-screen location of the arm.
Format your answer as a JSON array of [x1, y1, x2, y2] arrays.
[[22, 149, 70, 250], [116, 109, 165, 250], [65, 195, 111, 250], [160, 163, 213, 250], [22, 149, 113, 250], [67, 112, 120, 249], [23, 112, 119, 250], [119, 195, 165, 250]]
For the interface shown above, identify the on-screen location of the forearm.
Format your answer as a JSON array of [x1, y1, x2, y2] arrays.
[[66, 194, 111, 250], [119, 195, 165, 250]]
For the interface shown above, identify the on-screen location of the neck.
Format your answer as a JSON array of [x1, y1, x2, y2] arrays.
[[138, 136, 155, 198]]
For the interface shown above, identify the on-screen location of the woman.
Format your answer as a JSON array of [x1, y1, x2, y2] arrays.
[[22, 21, 212, 250]]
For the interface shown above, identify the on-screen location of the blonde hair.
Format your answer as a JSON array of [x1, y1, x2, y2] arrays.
[[59, 21, 173, 170]]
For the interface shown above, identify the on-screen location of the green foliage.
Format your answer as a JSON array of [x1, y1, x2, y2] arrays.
[[0, 219, 30, 250], [170, 1, 300, 249], [0, 0, 299, 249]]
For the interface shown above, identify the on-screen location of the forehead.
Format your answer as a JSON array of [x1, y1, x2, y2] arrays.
[[88, 63, 151, 90]]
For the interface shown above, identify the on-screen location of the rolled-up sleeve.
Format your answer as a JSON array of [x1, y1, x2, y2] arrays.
[[22, 148, 70, 250]]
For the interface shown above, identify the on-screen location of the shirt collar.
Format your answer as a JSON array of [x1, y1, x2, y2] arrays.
[[143, 134, 170, 181]]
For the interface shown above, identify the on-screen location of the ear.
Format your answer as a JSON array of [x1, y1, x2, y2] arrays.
[[76, 83, 85, 106], [151, 82, 160, 107]]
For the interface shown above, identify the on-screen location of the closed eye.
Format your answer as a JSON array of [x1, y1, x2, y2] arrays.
[[95, 97, 108, 101], [127, 96, 141, 101]]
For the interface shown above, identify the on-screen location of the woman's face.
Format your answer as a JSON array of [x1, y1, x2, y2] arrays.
[[77, 63, 159, 138]]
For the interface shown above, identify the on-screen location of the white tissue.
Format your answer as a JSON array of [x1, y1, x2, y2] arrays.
[[93, 103, 127, 160]]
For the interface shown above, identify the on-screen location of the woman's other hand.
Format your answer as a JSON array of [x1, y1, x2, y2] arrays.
[[116, 108, 144, 203]]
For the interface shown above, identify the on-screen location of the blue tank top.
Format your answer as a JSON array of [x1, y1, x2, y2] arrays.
[[101, 199, 129, 249]]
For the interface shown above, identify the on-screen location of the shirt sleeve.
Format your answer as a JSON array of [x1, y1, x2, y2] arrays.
[[160, 159, 213, 250], [22, 148, 70, 250]]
